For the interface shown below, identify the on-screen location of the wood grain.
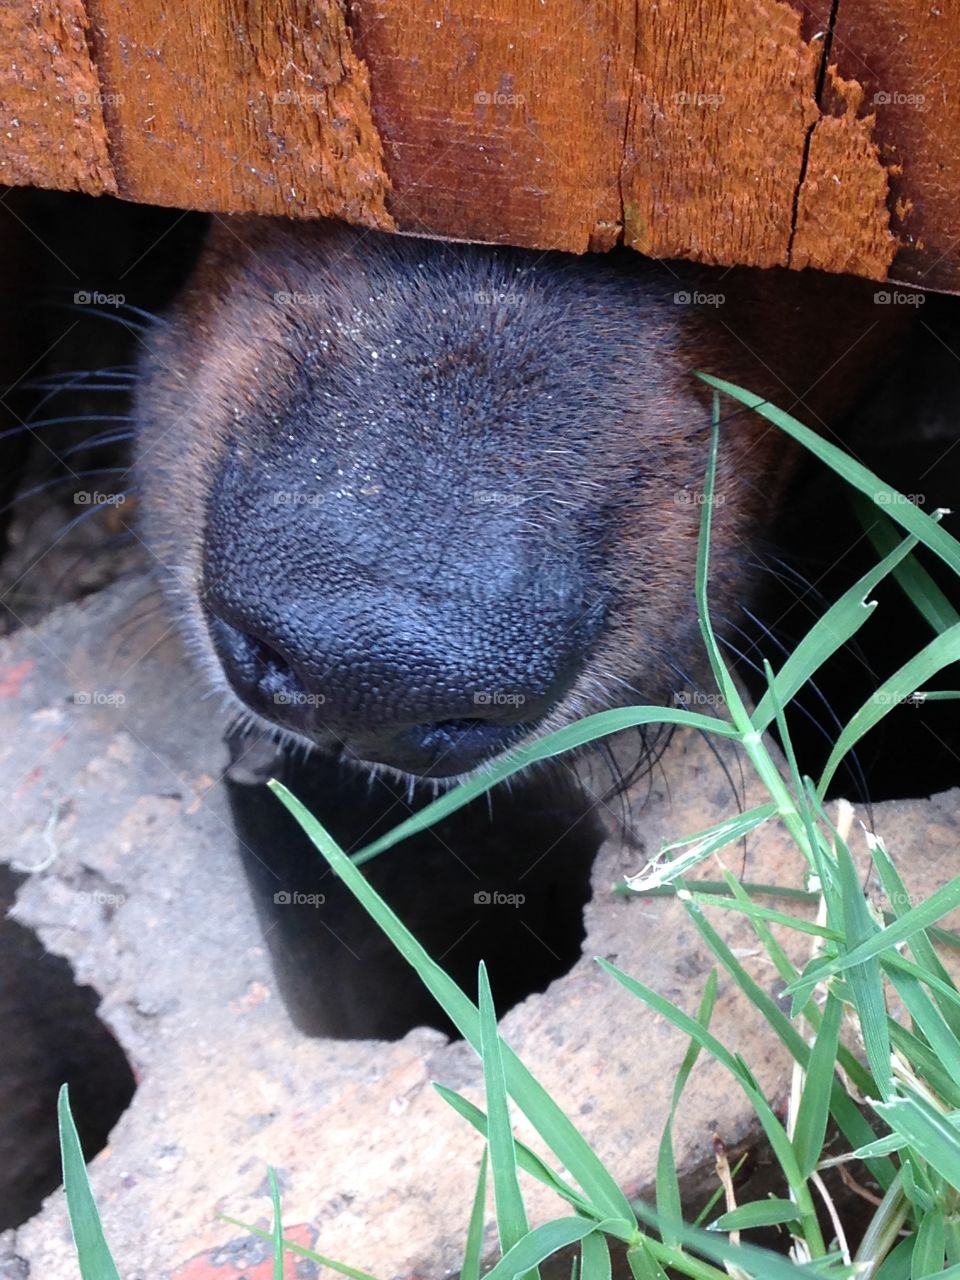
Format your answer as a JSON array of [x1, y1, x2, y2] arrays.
[[0, 0, 957, 289]]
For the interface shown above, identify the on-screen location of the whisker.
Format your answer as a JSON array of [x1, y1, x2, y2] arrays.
[[0, 415, 136, 444], [60, 431, 136, 457], [0, 469, 129, 517], [42, 301, 150, 333]]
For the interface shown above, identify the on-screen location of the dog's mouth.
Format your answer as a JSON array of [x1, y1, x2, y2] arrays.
[[337, 716, 541, 779]]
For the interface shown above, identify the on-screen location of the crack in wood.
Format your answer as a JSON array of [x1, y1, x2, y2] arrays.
[[786, 0, 842, 267]]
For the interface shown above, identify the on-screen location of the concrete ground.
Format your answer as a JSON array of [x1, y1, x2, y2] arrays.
[[0, 576, 958, 1278]]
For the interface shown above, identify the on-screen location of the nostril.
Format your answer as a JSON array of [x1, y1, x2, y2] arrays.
[[248, 635, 296, 685], [208, 614, 309, 708]]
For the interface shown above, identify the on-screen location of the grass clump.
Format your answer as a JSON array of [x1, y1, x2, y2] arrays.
[[61, 382, 960, 1279]]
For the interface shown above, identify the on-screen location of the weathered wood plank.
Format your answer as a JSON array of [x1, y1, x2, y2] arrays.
[[0, 0, 957, 289]]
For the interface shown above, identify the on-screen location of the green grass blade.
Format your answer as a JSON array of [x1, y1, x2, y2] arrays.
[[483, 1221, 627, 1280], [57, 1084, 122, 1280], [656, 970, 718, 1249], [697, 375, 960, 576], [352, 706, 739, 864], [621, 879, 816, 903], [885, 967, 960, 1093], [914, 1209, 947, 1277], [462, 1150, 489, 1280], [883, 952, 960, 1016], [753, 535, 919, 733], [819, 878, 960, 977], [710, 1199, 801, 1231], [270, 781, 635, 1222], [855, 496, 960, 634], [629, 1197, 848, 1278], [625, 1240, 671, 1280], [692, 393, 753, 731], [874, 1096, 960, 1186], [901, 1153, 936, 1214], [717, 869, 888, 1173], [596, 958, 825, 1253], [829, 832, 892, 1098], [220, 1217, 380, 1280], [888, 1023, 960, 1111], [867, 834, 960, 1040], [793, 991, 843, 1179], [684, 891, 838, 939], [268, 1167, 283, 1280], [875, 1235, 916, 1279], [479, 962, 532, 1268], [817, 623, 960, 797], [580, 1228, 612, 1280], [626, 804, 778, 891], [433, 1085, 593, 1215]]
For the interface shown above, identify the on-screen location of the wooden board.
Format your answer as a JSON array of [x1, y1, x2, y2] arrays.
[[1, 0, 957, 290]]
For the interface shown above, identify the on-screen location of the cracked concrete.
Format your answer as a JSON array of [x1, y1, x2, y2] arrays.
[[0, 576, 958, 1278]]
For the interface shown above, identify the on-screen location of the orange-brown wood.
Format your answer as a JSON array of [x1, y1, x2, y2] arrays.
[[0, 1, 957, 290]]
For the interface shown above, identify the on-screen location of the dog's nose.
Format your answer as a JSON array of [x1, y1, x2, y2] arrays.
[[204, 595, 583, 776]]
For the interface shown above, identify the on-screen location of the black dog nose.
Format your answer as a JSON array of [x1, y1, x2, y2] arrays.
[[205, 602, 579, 777]]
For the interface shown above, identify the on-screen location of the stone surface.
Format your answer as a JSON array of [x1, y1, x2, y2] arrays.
[[0, 577, 958, 1278]]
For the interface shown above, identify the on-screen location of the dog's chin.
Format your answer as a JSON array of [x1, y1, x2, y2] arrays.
[[222, 698, 524, 793]]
